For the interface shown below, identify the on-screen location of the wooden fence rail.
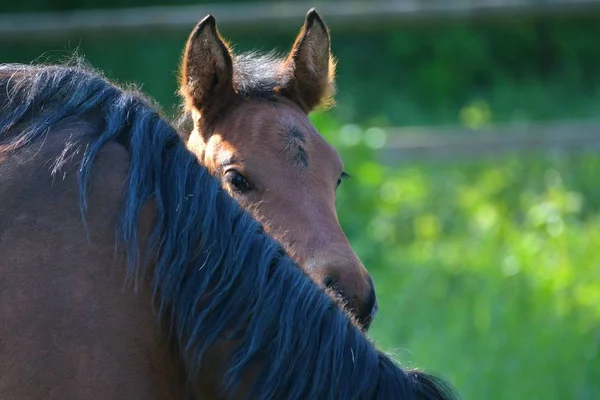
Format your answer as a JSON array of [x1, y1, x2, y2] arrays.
[[2, 0, 600, 42], [379, 119, 600, 164]]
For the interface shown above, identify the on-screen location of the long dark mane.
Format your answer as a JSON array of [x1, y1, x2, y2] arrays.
[[0, 61, 457, 400]]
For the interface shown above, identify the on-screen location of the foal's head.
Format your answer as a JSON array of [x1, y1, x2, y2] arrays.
[[178, 9, 377, 329]]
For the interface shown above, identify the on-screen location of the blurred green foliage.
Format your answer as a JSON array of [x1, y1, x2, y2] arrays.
[[2, 4, 600, 398], [3, 0, 265, 12], [312, 111, 600, 399], [3, 17, 600, 126]]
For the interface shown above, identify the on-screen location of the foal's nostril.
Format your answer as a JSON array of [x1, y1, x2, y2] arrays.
[[325, 275, 354, 301], [323, 276, 339, 291], [322, 274, 378, 331], [323, 276, 346, 300]]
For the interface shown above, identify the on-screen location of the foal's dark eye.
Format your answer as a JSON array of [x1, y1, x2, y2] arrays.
[[225, 170, 254, 194], [336, 172, 351, 189]]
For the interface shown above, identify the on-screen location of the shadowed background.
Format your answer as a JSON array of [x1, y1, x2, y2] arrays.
[[2, 1, 599, 398]]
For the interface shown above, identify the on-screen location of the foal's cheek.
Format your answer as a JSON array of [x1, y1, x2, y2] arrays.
[[225, 188, 260, 214]]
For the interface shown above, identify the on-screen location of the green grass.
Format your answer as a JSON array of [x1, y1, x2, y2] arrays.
[[312, 113, 600, 399]]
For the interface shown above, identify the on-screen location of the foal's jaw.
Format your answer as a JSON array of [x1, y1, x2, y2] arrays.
[[178, 9, 378, 331]]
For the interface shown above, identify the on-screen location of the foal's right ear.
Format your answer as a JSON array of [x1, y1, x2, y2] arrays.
[[179, 15, 235, 121]]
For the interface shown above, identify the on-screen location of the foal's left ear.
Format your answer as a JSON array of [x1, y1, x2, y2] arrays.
[[282, 8, 336, 113], [179, 15, 236, 122]]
